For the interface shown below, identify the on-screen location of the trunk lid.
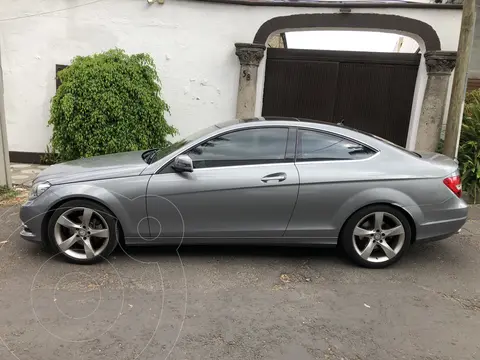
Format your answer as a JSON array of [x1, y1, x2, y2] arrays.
[[416, 151, 459, 175]]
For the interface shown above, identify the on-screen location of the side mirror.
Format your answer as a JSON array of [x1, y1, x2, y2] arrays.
[[172, 154, 194, 173]]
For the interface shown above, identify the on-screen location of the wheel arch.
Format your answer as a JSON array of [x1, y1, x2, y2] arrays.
[[338, 202, 417, 244], [41, 195, 126, 246], [334, 187, 421, 243]]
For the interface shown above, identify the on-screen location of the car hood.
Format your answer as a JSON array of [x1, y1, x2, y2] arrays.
[[34, 151, 149, 185]]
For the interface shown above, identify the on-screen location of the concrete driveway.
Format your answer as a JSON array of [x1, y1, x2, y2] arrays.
[[1, 204, 480, 360]]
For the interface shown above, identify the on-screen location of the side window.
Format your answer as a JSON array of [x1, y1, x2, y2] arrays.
[[297, 129, 376, 162], [187, 127, 288, 169]]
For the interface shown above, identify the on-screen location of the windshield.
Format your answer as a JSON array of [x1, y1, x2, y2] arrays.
[[147, 120, 239, 164]]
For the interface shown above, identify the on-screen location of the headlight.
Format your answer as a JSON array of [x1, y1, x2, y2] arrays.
[[29, 182, 51, 200]]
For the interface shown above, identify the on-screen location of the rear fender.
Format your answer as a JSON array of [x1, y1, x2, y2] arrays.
[[333, 187, 424, 232]]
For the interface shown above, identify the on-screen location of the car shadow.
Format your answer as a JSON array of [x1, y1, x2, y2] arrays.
[[113, 243, 350, 264], [19, 234, 463, 270], [110, 240, 464, 270]]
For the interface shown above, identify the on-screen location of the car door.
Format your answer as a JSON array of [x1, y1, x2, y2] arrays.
[[145, 126, 299, 244], [285, 128, 378, 244]]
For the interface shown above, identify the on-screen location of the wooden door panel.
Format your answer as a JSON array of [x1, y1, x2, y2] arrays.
[[262, 48, 420, 146]]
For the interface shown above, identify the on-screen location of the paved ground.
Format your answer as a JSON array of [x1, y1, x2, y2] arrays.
[[10, 163, 49, 187], [0, 205, 479, 360]]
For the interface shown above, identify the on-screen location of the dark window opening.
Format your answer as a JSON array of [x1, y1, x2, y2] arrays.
[[296, 129, 376, 162], [55, 64, 68, 90], [187, 127, 289, 169]]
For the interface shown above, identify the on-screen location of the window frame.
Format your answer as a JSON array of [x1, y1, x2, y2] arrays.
[[293, 127, 378, 163], [158, 125, 294, 174]]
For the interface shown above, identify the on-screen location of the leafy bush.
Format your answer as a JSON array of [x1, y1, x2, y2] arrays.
[[48, 48, 176, 162], [40, 145, 60, 165], [464, 89, 480, 117], [458, 92, 480, 203], [436, 90, 480, 203]]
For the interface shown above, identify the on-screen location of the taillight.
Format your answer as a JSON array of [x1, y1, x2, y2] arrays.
[[443, 175, 462, 198]]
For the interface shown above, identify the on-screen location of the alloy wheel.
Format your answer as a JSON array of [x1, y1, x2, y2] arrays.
[[352, 211, 405, 263], [54, 207, 110, 260]]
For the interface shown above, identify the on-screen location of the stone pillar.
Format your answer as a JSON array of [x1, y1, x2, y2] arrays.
[[0, 44, 11, 187], [415, 51, 456, 152], [234, 43, 266, 119]]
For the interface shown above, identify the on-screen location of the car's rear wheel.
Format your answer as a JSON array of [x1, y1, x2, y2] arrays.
[[47, 200, 118, 264], [340, 205, 411, 268]]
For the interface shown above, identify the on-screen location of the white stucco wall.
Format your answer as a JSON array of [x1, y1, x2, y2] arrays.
[[391, 34, 423, 149], [394, 35, 421, 53], [0, 0, 462, 153], [405, 57, 427, 149]]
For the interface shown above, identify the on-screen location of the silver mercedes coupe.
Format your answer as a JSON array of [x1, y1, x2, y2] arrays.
[[20, 117, 468, 268]]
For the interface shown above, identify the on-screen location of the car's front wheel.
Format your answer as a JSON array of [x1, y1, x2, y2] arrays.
[[340, 205, 412, 268], [47, 200, 119, 264]]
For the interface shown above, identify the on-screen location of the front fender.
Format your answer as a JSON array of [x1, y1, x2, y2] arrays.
[[44, 177, 150, 239]]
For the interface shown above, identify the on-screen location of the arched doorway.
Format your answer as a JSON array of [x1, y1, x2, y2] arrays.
[[256, 14, 441, 147], [261, 37, 420, 146], [235, 13, 455, 151], [253, 13, 441, 51]]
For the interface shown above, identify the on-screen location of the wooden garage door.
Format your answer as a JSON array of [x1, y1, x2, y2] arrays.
[[262, 48, 420, 146]]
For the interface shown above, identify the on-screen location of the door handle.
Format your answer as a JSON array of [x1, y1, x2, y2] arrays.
[[261, 172, 287, 183]]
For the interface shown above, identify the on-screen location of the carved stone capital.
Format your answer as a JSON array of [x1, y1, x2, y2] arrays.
[[235, 43, 266, 66], [424, 51, 457, 75]]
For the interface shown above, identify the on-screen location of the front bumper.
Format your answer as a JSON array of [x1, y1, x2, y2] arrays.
[[20, 222, 41, 243], [19, 199, 49, 244]]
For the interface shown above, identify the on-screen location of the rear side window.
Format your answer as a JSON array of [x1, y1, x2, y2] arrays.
[[341, 124, 420, 157], [296, 129, 376, 162]]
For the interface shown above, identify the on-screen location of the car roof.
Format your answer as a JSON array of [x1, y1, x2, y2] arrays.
[[212, 116, 421, 159], [227, 116, 400, 153], [238, 116, 348, 131]]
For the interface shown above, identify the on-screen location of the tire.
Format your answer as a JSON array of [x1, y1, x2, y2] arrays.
[[340, 204, 412, 269], [47, 199, 119, 264]]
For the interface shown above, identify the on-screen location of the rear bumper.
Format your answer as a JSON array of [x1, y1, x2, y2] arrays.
[[415, 196, 468, 243], [415, 217, 466, 243]]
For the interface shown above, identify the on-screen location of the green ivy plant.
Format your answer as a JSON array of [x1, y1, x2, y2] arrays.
[[436, 90, 480, 203], [40, 144, 60, 165], [458, 91, 480, 204], [48, 48, 176, 162]]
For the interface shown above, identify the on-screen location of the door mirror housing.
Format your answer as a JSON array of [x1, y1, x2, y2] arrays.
[[172, 154, 194, 173]]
